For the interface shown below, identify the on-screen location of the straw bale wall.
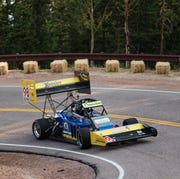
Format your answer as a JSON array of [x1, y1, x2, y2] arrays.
[[156, 62, 170, 74], [105, 60, 120, 72], [74, 59, 89, 72], [50, 59, 68, 73], [0, 62, 8, 75], [23, 61, 39, 74], [131, 60, 145, 73]]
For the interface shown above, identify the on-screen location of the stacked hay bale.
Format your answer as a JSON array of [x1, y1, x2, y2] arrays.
[[131, 60, 145, 73], [0, 62, 8, 75], [74, 59, 89, 72], [23, 61, 39, 74], [156, 62, 170, 74], [105, 60, 120, 72], [50, 59, 68, 73]]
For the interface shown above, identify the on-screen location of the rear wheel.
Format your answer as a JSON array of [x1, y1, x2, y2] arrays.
[[122, 118, 138, 126], [32, 119, 52, 139], [77, 127, 91, 149]]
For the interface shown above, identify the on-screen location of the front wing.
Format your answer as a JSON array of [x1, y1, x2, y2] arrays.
[[90, 123, 157, 146]]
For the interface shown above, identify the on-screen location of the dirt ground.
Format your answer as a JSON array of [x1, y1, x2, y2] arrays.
[[0, 68, 180, 179], [0, 152, 95, 179]]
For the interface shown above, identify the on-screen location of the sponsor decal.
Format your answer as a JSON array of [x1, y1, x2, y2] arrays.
[[93, 116, 112, 128], [105, 136, 115, 143], [93, 116, 110, 124], [44, 80, 61, 88], [64, 122, 69, 130], [23, 87, 30, 101], [21, 80, 37, 103], [82, 101, 102, 108], [79, 72, 89, 81]]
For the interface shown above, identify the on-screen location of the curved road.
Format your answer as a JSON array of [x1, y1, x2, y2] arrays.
[[0, 85, 180, 179]]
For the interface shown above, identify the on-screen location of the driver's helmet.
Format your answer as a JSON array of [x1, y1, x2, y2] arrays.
[[86, 108, 94, 116], [75, 102, 83, 115]]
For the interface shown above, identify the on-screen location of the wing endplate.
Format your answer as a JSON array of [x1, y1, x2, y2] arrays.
[[22, 80, 37, 103]]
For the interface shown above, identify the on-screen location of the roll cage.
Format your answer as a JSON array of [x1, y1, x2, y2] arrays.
[[71, 98, 107, 116], [70, 98, 110, 130]]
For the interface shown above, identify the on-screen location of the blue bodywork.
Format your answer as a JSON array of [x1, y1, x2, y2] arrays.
[[54, 109, 115, 139], [55, 111, 90, 138]]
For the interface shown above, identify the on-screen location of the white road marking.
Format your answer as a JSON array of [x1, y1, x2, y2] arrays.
[[93, 87, 180, 94], [1, 85, 180, 94], [0, 85, 20, 88], [0, 143, 125, 179]]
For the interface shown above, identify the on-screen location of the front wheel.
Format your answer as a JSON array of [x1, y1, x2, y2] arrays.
[[77, 127, 91, 149], [32, 119, 52, 140], [122, 118, 138, 126], [122, 118, 138, 142], [150, 127, 158, 137]]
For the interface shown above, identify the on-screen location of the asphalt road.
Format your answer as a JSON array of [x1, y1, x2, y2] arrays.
[[0, 85, 180, 179]]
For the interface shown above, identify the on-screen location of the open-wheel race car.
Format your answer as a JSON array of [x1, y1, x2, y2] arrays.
[[22, 71, 157, 149]]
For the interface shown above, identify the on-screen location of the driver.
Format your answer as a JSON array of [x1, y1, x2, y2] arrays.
[[87, 108, 99, 117]]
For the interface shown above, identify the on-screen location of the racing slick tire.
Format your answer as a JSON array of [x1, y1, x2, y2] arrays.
[[77, 127, 91, 149], [122, 118, 138, 126], [122, 118, 139, 143], [150, 127, 158, 137], [32, 119, 52, 140]]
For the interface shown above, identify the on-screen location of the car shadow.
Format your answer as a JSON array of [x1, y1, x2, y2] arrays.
[[92, 139, 151, 152]]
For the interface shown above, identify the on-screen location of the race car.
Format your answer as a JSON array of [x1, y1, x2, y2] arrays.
[[22, 71, 157, 149]]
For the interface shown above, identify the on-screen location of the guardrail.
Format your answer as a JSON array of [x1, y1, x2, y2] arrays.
[[0, 53, 180, 62]]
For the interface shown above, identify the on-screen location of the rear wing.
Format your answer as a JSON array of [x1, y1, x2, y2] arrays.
[[21, 71, 91, 104]]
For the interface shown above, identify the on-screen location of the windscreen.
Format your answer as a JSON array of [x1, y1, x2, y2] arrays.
[[87, 106, 114, 130]]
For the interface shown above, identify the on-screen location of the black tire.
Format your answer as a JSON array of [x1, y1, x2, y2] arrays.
[[77, 127, 91, 149], [32, 119, 52, 140], [150, 127, 158, 137], [122, 118, 139, 143], [122, 118, 138, 126]]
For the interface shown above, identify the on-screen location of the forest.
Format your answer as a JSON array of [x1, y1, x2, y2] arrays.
[[0, 0, 179, 55]]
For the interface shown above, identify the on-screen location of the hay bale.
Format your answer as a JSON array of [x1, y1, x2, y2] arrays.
[[105, 60, 120, 72], [23, 61, 39, 74], [131, 60, 145, 73], [74, 59, 89, 72], [50, 59, 68, 73], [156, 62, 170, 74], [0, 62, 8, 75]]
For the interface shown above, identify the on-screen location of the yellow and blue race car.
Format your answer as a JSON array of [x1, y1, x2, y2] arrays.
[[22, 71, 157, 149]]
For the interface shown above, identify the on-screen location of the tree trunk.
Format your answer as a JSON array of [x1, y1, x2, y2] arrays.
[[124, 0, 130, 67], [160, 0, 165, 54], [160, 21, 165, 54], [90, 0, 94, 53]]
